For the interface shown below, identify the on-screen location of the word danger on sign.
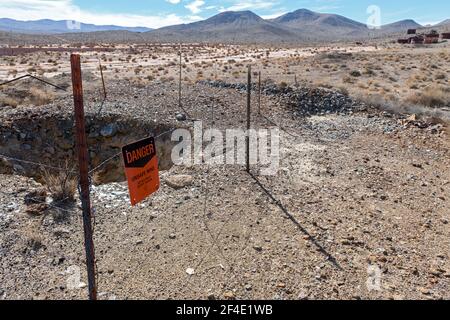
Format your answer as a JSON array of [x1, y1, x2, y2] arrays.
[[122, 137, 160, 206]]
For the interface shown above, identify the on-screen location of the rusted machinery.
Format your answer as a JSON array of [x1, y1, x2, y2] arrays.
[[398, 29, 447, 45]]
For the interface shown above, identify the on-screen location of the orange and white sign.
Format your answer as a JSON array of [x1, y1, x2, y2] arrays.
[[122, 137, 160, 206]]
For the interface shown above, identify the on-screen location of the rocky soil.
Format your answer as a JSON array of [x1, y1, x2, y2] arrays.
[[0, 80, 449, 300]]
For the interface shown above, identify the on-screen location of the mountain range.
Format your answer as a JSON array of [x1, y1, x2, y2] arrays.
[[0, 9, 449, 44], [0, 18, 152, 33]]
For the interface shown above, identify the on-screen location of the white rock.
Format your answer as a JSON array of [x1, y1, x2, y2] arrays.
[[186, 268, 195, 275]]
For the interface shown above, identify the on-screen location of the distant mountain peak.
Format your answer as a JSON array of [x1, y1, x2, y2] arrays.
[[207, 11, 264, 23], [436, 19, 450, 26], [272, 8, 320, 23], [382, 19, 422, 29], [271, 8, 366, 32]]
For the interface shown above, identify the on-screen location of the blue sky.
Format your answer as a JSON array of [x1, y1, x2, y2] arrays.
[[0, 0, 449, 28]]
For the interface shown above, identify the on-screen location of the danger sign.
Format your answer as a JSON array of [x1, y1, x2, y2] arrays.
[[122, 137, 160, 206]]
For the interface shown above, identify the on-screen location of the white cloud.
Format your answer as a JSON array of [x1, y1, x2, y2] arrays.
[[0, 0, 201, 28], [219, 0, 278, 12], [185, 0, 205, 14]]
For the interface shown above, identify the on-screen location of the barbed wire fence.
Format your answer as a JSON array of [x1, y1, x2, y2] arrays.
[[0, 45, 342, 300]]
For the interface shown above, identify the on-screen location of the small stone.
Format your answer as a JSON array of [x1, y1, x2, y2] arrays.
[[169, 234, 176, 240], [253, 245, 263, 252], [223, 291, 235, 300], [176, 113, 187, 121], [21, 144, 32, 150], [186, 268, 195, 275], [418, 287, 431, 295], [78, 282, 87, 289], [13, 164, 25, 172], [6, 203, 18, 212], [54, 228, 71, 238], [165, 175, 194, 189], [44, 146, 55, 155], [100, 124, 118, 137]]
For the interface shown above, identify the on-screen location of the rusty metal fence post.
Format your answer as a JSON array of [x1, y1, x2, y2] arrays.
[[70, 53, 97, 301]]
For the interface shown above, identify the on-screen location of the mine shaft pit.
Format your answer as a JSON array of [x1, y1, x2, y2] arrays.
[[0, 112, 179, 185]]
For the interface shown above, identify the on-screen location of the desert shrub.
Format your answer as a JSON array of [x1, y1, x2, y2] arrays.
[[130, 78, 148, 88], [0, 95, 19, 107], [342, 76, 355, 84], [337, 86, 349, 95], [160, 76, 174, 83], [406, 86, 450, 108], [363, 68, 376, 76], [350, 70, 362, 77], [279, 81, 288, 89], [42, 161, 76, 203], [30, 87, 54, 106]]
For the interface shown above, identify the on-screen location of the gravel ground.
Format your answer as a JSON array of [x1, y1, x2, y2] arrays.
[[0, 81, 449, 300]]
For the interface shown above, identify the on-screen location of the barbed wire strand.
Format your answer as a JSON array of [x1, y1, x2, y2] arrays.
[[0, 74, 67, 91], [0, 153, 73, 172]]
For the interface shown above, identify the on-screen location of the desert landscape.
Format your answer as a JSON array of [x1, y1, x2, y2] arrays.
[[0, 6, 449, 301]]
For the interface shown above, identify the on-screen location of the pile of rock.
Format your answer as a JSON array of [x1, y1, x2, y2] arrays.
[[198, 80, 359, 117], [282, 87, 360, 117]]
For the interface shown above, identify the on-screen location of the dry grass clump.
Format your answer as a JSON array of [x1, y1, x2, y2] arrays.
[[406, 85, 450, 108], [0, 95, 19, 108], [30, 87, 55, 106], [24, 189, 49, 215], [129, 78, 150, 88], [21, 223, 44, 252], [42, 161, 77, 203]]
